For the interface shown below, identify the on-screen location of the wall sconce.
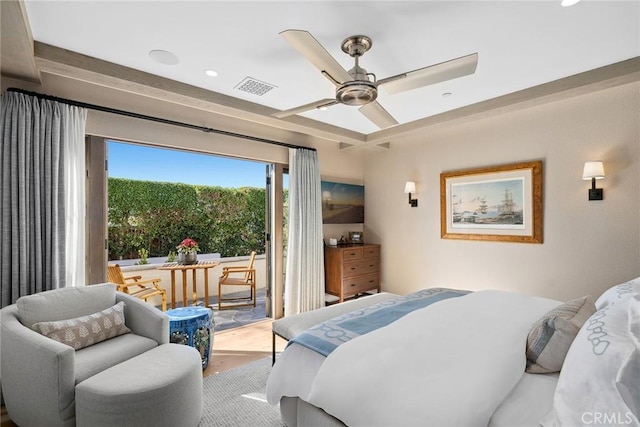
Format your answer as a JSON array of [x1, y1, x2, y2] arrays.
[[582, 161, 605, 201], [404, 181, 418, 207]]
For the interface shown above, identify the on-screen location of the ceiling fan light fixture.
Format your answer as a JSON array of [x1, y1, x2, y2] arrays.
[[336, 80, 378, 106]]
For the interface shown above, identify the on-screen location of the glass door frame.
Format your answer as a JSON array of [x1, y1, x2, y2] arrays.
[[265, 163, 285, 319]]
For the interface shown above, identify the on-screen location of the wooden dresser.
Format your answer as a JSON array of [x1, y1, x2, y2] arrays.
[[324, 243, 381, 303]]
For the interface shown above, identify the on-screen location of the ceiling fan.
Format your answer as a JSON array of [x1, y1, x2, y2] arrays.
[[272, 29, 478, 129]]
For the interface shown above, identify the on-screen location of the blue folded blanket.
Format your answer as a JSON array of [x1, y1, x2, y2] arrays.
[[289, 288, 470, 357]]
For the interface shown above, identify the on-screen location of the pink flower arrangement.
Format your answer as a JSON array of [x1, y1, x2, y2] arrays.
[[177, 238, 200, 254]]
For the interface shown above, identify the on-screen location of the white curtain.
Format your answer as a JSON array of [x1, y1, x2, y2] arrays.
[[284, 148, 325, 316], [63, 106, 87, 288], [0, 91, 86, 307]]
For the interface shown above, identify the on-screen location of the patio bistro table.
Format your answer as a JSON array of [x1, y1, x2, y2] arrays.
[[157, 260, 220, 309]]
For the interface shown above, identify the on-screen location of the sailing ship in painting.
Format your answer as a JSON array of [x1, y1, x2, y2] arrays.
[[496, 188, 522, 223], [452, 182, 524, 226]]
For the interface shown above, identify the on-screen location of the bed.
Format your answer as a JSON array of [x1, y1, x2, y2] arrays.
[[267, 280, 640, 427]]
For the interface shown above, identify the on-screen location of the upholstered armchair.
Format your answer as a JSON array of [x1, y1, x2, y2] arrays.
[[0, 284, 169, 427]]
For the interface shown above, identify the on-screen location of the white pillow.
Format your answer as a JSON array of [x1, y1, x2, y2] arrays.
[[630, 295, 640, 346], [618, 297, 640, 422], [595, 277, 640, 310], [542, 295, 640, 426]]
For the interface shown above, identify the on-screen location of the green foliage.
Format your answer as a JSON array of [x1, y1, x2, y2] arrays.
[[108, 178, 266, 259], [136, 248, 149, 265]]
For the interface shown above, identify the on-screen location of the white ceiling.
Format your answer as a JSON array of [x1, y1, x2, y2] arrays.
[[23, 1, 640, 135]]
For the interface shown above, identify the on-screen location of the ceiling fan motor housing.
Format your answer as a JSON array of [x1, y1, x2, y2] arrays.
[[335, 35, 378, 106], [336, 80, 378, 106]]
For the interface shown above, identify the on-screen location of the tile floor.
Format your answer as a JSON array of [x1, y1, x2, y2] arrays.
[[164, 287, 269, 333], [211, 288, 268, 332]]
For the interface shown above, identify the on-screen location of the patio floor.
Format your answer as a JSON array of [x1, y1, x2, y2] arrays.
[[159, 287, 269, 333], [211, 288, 268, 332]]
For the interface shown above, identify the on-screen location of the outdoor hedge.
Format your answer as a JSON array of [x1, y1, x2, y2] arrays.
[[108, 178, 268, 260]]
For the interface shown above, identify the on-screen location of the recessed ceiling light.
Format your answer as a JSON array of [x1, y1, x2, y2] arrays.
[[148, 49, 179, 65], [561, 0, 581, 7], [442, 92, 452, 97], [318, 106, 328, 111], [205, 69, 218, 77]]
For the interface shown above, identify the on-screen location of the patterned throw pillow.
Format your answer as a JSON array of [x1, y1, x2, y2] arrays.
[[32, 301, 131, 350], [525, 295, 596, 374]]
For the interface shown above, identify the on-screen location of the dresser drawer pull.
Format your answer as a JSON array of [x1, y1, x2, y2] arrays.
[[350, 283, 356, 287], [349, 252, 356, 256], [369, 280, 375, 283], [350, 267, 356, 270]]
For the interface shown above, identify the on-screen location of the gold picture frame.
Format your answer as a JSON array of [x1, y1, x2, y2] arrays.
[[440, 160, 543, 243]]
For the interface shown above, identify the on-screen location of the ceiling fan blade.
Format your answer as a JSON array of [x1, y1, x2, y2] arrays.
[[359, 102, 399, 129], [280, 29, 352, 84], [378, 53, 478, 94], [272, 99, 338, 119]]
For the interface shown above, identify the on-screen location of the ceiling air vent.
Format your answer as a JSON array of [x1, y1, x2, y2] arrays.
[[234, 77, 276, 96]]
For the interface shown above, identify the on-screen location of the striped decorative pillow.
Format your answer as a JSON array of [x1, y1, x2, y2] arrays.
[[32, 301, 131, 350], [525, 295, 596, 373]]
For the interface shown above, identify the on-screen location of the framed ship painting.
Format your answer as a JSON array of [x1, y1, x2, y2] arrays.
[[321, 181, 365, 224], [440, 161, 543, 243]]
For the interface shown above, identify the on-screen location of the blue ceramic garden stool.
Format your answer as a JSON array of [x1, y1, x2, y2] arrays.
[[166, 306, 214, 369]]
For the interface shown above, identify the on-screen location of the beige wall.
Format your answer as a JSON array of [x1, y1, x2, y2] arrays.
[[364, 81, 640, 301]]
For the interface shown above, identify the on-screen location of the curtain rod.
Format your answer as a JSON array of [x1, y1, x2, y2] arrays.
[[6, 88, 316, 152]]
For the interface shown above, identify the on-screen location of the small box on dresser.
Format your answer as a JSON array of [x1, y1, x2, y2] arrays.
[[324, 243, 381, 303]]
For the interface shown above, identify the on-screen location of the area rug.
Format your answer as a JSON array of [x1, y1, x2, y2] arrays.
[[200, 357, 282, 426]]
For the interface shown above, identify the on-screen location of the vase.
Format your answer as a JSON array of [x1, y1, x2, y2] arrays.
[[178, 252, 197, 265]]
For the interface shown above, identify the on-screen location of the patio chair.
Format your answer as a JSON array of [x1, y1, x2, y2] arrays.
[[218, 251, 257, 310], [107, 264, 167, 311]]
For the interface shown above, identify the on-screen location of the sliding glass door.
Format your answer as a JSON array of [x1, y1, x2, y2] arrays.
[[86, 135, 288, 320]]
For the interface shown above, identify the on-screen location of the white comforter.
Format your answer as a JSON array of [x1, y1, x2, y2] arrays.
[[279, 290, 560, 426]]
